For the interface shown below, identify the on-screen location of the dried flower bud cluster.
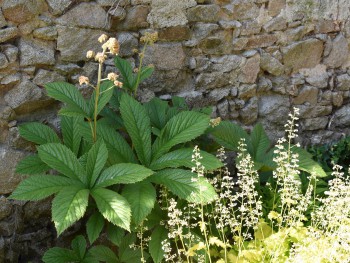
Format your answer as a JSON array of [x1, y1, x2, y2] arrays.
[[102, 37, 120, 55], [107, 72, 118, 81], [86, 50, 95, 59], [140, 31, 158, 45], [114, 80, 123, 88], [78, 76, 89, 85], [95, 52, 107, 63]]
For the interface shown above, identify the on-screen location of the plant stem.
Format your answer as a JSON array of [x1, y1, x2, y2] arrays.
[[133, 43, 147, 96], [93, 62, 103, 142]]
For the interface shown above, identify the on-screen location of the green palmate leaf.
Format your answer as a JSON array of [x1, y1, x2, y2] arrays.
[[91, 188, 131, 231], [95, 163, 153, 188], [86, 213, 105, 244], [149, 226, 168, 263], [89, 246, 119, 263], [122, 181, 156, 226], [211, 121, 249, 151], [15, 154, 50, 175], [152, 111, 210, 161], [71, 235, 87, 259], [150, 169, 217, 203], [38, 143, 87, 183], [86, 140, 108, 187], [120, 93, 152, 166], [97, 123, 137, 164], [144, 98, 168, 130], [114, 56, 134, 90], [45, 82, 90, 117], [107, 223, 124, 246], [89, 81, 114, 116], [172, 96, 187, 110], [19, 122, 60, 145], [43, 247, 79, 263], [251, 123, 271, 160], [61, 116, 82, 156], [139, 66, 154, 83], [10, 175, 81, 201], [52, 186, 89, 236], [59, 106, 90, 118], [150, 148, 223, 171], [119, 234, 142, 263]]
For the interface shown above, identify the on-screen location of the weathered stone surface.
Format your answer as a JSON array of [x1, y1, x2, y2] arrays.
[[108, 6, 126, 21], [257, 76, 272, 94], [57, 26, 107, 62], [302, 64, 329, 88], [0, 53, 9, 69], [0, 197, 12, 220], [332, 105, 350, 128], [298, 105, 332, 118], [260, 52, 284, 76], [192, 23, 219, 41], [117, 32, 138, 57], [132, 0, 151, 4], [301, 117, 329, 131], [240, 97, 258, 125], [57, 3, 108, 29], [147, 0, 196, 28], [323, 34, 349, 68], [209, 55, 243, 72], [19, 38, 55, 66], [238, 84, 257, 100], [259, 95, 290, 125], [2, 0, 46, 23], [33, 69, 66, 87], [144, 43, 186, 70], [293, 86, 319, 105], [208, 88, 230, 101], [0, 10, 7, 28], [46, 0, 72, 15], [263, 16, 287, 32], [282, 39, 324, 73], [267, 0, 285, 16], [0, 74, 20, 87], [0, 147, 26, 194], [158, 26, 191, 41], [240, 20, 261, 36], [332, 92, 343, 107], [315, 19, 339, 34], [224, 2, 259, 20], [119, 5, 149, 30], [33, 26, 57, 40], [337, 74, 350, 91], [0, 27, 19, 43], [97, 0, 129, 6], [196, 72, 231, 89], [239, 54, 260, 83], [245, 34, 278, 49], [187, 4, 220, 22]]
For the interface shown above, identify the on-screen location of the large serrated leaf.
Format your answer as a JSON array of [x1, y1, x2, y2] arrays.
[[118, 234, 142, 263], [107, 223, 124, 246], [61, 116, 82, 156], [89, 81, 114, 116], [95, 163, 153, 188], [52, 186, 89, 236], [71, 235, 87, 259], [91, 188, 131, 231], [42, 247, 79, 263], [16, 154, 50, 175], [149, 169, 217, 203], [152, 111, 210, 161], [38, 143, 87, 184], [211, 121, 249, 151], [144, 97, 168, 130], [114, 56, 135, 90], [86, 140, 108, 187], [97, 123, 137, 164], [45, 82, 90, 118], [251, 123, 271, 160], [10, 175, 81, 201], [122, 181, 156, 226], [120, 93, 152, 166], [149, 226, 168, 263], [86, 213, 105, 244], [150, 148, 223, 171], [89, 245, 119, 263], [19, 122, 60, 145]]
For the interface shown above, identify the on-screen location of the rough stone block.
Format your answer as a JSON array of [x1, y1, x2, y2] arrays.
[[238, 54, 260, 84], [158, 26, 191, 41], [117, 32, 139, 57], [118, 5, 149, 30], [0, 27, 19, 43], [33, 26, 58, 41], [46, 0, 72, 16], [260, 52, 284, 76], [337, 74, 350, 91], [245, 34, 278, 49], [301, 117, 329, 131], [323, 34, 349, 68], [33, 69, 66, 87], [187, 4, 221, 22], [19, 37, 55, 66], [2, 0, 47, 23], [293, 86, 319, 105], [333, 105, 350, 128], [267, 0, 285, 17]]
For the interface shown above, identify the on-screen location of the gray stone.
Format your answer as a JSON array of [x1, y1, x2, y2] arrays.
[[282, 39, 324, 73], [33, 69, 66, 87], [55, 63, 81, 75], [302, 64, 329, 89], [263, 16, 287, 32], [337, 74, 350, 91], [46, 0, 72, 15], [259, 95, 290, 125], [332, 92, 343, 107], [132, 0, 151, 4], [209, 55, 243, 72], [0, 197, 12, 220], [208, 88, 230, 101], [225, 2, 260, 20], [0, 10, 7, 28], [218, 20, 241, 30], [118, 33, 139, 57], [240, 20, 261, 36], [0, 147, 26, 194], [0, 74, 21, 86], [187, 5, 221, 23], [57, 3, 109, 29], [0, 27, 19, 43], [3, 45, 18, 63], [144, 43, 186, 70], [196, 72, 231, 90], [108, 6, 126, 21], [323, 34, 349, 68], [301, 117, 329, 131], [260, 52, 284, 76], [19, 38, 55, 66], [2, 0, 47, 23], [57, 26, 107, 62], [217, 99, 229, 118], [0, 53, 9, 69], [33, 26, 57, 40], [238, 54, 260, 84], [245, 34, 278, 49], [257, 76, 272, 94], [332, 105, 350, 128], [240, 97, 258, 125], [293, 86, 319, 105], [4, 81, 44, 110], [118, 5, 149, 30], [97, 0, 129, 6], [158, 25, 191, 41], [298, 105, 332, 118], [267, 0, 285, 16], [192, 23, 219, 41], [147, 0, 196, 28], [238, 84, 257, 100]]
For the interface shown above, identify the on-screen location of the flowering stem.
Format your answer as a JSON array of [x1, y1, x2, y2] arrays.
[[93, 60, 103, 142], [133, 43, 147, 97]]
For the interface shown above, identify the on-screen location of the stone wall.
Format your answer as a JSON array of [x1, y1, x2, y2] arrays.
[[1, 0, 350, 261]]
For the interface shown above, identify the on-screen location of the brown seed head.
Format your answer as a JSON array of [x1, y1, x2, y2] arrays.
[[98, 34, 108, 43], [79, 76, 89, 85], [86, 50, 95, 59], [107, 72, 119, 81]]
